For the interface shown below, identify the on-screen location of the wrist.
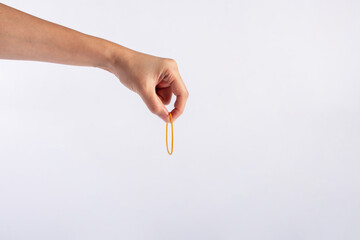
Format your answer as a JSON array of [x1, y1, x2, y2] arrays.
[[93, 39, 116, 71], [97, 40, 134, 74]]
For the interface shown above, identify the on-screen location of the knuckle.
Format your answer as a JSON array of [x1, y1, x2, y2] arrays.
[[184, 90, 189, 99], [134, 83, 145, 94], [137, 82, 150, 95], [149, 104, 161, 114], [178, 108, 184, 115], [137, 86, 146, 95], [165, 58, 178, 69]]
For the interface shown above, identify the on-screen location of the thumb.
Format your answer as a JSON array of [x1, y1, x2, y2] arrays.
[[140, 89, 169, 122]]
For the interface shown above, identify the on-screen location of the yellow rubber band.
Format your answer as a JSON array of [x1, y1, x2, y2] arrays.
[[166, 113, 174, 155]]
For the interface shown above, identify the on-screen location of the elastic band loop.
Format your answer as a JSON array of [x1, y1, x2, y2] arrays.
[[166, 113, 173, 155]]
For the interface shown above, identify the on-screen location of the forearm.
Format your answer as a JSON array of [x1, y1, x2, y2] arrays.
[[0, 3, 123, 70], [0, 3, 188, 122]]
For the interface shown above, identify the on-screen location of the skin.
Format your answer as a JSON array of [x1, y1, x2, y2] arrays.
[[0, 3, 188, 122]]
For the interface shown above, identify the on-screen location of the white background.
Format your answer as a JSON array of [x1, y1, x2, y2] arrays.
[[1, 0, 360, 239]]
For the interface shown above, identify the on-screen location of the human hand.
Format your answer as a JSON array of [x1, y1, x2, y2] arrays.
[[106, 47, 189, 122], [0, 3, 188, 123]]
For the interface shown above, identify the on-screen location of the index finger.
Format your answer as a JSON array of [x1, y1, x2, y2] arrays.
[[170, 72, 189, 122]]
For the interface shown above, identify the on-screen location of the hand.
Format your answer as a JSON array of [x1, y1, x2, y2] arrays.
[[0, 3, 188, 123], [107, 47, 189, 122]]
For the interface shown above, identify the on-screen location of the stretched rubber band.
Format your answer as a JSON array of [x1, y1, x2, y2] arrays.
[[166, 113, 174, 155]]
